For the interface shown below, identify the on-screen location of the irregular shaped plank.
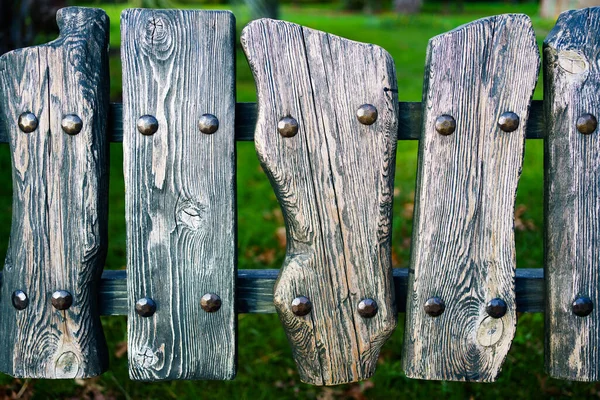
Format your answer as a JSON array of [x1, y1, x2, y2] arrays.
[[122, 9, 236, 381], [0, 7, 110, 378], [402, 14, 539, 382], [544, 7, 600, 381], [241, 19, 398, 386]]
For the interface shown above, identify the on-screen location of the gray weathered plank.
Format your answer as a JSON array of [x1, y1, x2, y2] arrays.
[[0, 268, 546, 315], [122, 9, 236, 381], [0, 7, 110, 378], [544, 7, 600, 382], [402, 14, 540, 382], [242, 19, 398, 386], [1, 100, 546, 143]]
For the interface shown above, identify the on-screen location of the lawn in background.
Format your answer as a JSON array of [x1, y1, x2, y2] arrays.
[[0, 2, 591, 399]]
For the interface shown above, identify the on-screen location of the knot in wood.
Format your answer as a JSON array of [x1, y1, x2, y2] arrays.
[[176, 199, 207, 232], [558, 50, 588, 75], [142, 15, 174, 61], [477, 317, 504, 347], [55, 351, 80, 379]]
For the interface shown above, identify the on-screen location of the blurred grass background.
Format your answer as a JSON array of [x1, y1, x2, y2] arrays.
[[0, 1, 595, 398]]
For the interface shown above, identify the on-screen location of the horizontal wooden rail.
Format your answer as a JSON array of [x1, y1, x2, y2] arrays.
[[0, 101, 545, 143], [0, 268, 544, 315]]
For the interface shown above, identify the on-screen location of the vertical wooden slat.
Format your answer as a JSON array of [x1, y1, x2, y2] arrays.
[[402, 14, 539, 382], [241, 19, 398, 386], [0, 7, 110, 378], [544, 7, 600, 382], [122, 9, 237, 381]]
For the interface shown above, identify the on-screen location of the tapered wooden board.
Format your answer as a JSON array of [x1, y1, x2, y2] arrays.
[[0, 7, 110, 378], [242, 19, 398, 386], [402, 14, 539, 382], [544, 7, 600, 382], [122, 9, 236, 381]]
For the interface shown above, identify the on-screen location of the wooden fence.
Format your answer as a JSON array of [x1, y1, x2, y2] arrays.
[[0, 4, 597, 385]]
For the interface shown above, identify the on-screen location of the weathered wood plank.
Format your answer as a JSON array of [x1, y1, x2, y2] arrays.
[[544, 7, 600, 382], [122, 9, 236, 381], [0, 268, 546, 315], [242, 19, 398, 386], [1, 100, 546, 143], [402, 14, 539, 382], [0, 7, 110, 378]]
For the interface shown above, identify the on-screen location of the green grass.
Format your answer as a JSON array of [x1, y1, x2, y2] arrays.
[[0, 1, 589, 398]]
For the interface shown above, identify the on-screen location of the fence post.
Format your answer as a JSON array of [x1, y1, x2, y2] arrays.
[[402, 14, 539, 381], [544, 6, 600, 382], [242, 19, 398, 386], [0, 7, 110, 378], [122, 9, 237, 381]]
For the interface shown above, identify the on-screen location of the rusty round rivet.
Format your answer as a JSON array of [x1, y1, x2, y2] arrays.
[[12, 290, 29, 310], [358, 298, 378, 318], [278, 116, 299, 138], [486, 298, 507, 319], [137, 115, 159, 136], [291, 296, 312, 316], [61, 114, 83, 135], [498, 111, 520, 132], [424, 296, 445, 317], [576, 113, 598, 135], [18, 112, 38, 133], [200, 293, 222, 313], [435, 114, 456, 136], [572, 295, 593, 317], [356, 104, 378, 125], [199, 113, 219, 135], [51, 290, 73, 310], [135, 297, 157, 317]]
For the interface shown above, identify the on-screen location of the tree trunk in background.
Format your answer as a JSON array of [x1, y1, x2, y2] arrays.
[[0, 0, 64, 55], [541, 0, 600, 18], [395, 0, 423, 14], [244, 0, 279, 20], [341, 0, 365, 11]]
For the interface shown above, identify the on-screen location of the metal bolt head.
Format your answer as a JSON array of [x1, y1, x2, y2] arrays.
[[278, 116, 299, 138], [358, 298, 378, 318], [435, 114, 456, 136], [424, 296, 445, 317], [18, 112, 38, 133], [576, 113, 598, 135], [572, 295, 593, 317], [356, 104, 378, 125], [486, 298, 507, 319], [61, 114, 83, 135], [291, 296, 312, 316], [51, 290, 73, 310], [199, 113, 219, 135], [137, 115, 159, 136], [498, 112, 520, 132], [12, 290, 29, 310], [135, 297, 157, 317], [200, 293, 222, 313]]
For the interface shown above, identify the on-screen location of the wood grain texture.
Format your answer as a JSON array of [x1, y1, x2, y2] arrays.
[[122, 9, 236, 381], [402, 14, 539, 382], [1, 100, 546, 143], [544, 7, 600, 381], [242, 19, 398, 386], [0, 7, 110, 378]]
